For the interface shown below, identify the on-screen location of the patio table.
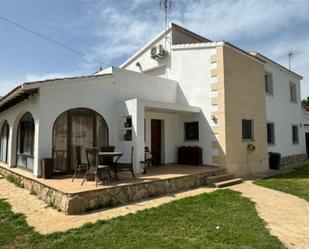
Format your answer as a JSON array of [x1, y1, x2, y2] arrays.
[[98, 152, 123, 180]]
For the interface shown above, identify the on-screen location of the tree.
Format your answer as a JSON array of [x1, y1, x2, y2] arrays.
[[301, 97, 309, 111]]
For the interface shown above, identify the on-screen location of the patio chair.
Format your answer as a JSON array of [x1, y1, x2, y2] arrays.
[[81, 147, 111, 187], [72, 146, 88, 182], [52, 146, 68, 172], [116, 146, 135, 179], [140, 147, 153, 174]]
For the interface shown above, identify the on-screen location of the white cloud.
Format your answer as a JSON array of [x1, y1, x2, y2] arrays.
[[176, 0, 309, 97], [179, 0, 309, 40], [85, 0, 164, 65], [86, 0, 309, 97], [3, 1, 308, 98]]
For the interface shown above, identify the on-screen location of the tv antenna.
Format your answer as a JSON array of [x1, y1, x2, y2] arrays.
[[160, 0, 172, 31], [288, 51, 293, 70]]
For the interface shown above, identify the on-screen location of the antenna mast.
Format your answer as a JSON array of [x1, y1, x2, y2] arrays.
[[160, 0, 171, 31], [288, 51, 293, 70]]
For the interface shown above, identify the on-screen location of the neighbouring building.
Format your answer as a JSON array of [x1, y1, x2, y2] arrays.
[[0, 23, 306, 178]]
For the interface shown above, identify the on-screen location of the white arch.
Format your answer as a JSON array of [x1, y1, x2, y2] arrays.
[[0, 120, 10, 164], [10, 111, 36, 168]]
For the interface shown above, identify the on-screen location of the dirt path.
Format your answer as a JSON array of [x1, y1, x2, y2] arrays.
[[0, 176, 215, 234], [229, 181, 309, 249]]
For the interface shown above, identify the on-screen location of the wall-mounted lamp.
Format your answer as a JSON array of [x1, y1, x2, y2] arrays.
[[211, 115, 218, 124], [136, 62, 142, 72], [247, 144, 256, 152]]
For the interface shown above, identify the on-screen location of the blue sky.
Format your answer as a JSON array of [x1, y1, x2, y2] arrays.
[[0, 0, 309, 98]]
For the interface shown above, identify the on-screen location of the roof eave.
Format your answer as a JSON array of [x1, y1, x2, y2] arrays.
[[250, 52, 303, 79], [0, 73, 112, 113], [0, 85, 38, 113], [223, 42, 266, 64]]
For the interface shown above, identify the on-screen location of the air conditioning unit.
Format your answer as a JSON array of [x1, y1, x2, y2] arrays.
[[151, 44, 167, 59]]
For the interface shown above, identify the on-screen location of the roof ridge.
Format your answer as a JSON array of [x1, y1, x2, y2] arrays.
[[172, 41, 223, 48]]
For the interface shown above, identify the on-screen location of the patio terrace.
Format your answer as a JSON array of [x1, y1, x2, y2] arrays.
[[0, 163, 225, 214]]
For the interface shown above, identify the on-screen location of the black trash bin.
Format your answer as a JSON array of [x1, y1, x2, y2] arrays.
[[269, 152, 281, 170], [41, 158, 54, 179]]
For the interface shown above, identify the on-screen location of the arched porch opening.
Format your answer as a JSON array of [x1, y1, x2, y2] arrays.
[[16, 112, 35, 171], [52, 108, 108, 173], [0, 120, 9, 163]]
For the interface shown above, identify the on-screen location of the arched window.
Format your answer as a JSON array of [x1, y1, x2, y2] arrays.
[[53, 108, 108, 173], [16, 113, 35, 171], [0, 121, 9, 163]]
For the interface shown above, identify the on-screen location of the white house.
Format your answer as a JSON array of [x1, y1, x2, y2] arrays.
[[302, 111, 309, 156], [0, 23, 306, 178], [251, 52, 306, 165]]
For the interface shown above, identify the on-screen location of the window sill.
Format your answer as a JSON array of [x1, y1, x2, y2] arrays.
[[242, 139, 255, 142], [16, 166, 33, 173], [267, 143, 275, 146]]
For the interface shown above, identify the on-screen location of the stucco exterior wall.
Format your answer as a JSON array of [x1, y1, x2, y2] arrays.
[[0, 23, 306, 178], [215, 45, 269, 176], [124, 33, 171, 78], [0, 69, 179, 176], [145, 112, 180, 164], [0, 94, 40, 174], [122, 27, 207, 78], [264, 61, 306, 157], [170, 45, 218, 165]]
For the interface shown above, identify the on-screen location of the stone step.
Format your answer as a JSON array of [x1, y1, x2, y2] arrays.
[[214, 178, 243, 188], [205, 174, 235, 186], [204, 168, 227, 177]]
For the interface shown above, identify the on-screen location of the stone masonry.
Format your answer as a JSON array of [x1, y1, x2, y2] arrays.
[[0, 165, 225, 215], [280, 153, 307, 166]]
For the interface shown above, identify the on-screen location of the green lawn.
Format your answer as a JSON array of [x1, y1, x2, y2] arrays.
[[255, 163, 309, 202], [0, 189, 284, 249]]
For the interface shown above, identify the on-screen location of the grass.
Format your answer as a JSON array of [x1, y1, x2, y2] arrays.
[[255, 163, 309, 202], [0, 189, 284, 249]]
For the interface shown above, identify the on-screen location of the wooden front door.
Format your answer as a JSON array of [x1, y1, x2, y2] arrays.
[[151, 119, 161, 166]]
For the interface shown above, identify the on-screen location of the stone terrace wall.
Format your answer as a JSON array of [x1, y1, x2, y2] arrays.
[[0, 165, 225, 215], [280, 153, 307, 166], [0, 166, 69, 212]]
